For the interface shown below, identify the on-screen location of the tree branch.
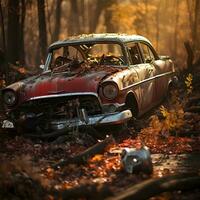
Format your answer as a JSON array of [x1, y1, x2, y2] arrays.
[[106, 174, 200, 200], [53, 135, 115, 169]]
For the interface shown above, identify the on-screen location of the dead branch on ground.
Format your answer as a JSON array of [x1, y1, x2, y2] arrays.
[[106, 174, 200, 200], [52, 183, 113, 200], [53, 135, 115, 169]]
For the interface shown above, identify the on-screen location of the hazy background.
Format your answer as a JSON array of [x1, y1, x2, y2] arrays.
[[1, 0, 200, 70]]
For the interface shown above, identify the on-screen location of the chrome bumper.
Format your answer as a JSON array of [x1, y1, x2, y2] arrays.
[[1, 110, 132, 131], [50, 110, 132, 130]]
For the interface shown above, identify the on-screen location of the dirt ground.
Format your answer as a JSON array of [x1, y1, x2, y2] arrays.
[[0, 85, 200, 199]]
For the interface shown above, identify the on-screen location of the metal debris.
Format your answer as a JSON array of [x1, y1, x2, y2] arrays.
[[121, 146, 153, 174]]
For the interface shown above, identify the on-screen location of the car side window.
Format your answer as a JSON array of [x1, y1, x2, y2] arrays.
[[127, 43, 142, 65], [140, 43, 156, 63], [51, 46, 84, 69], [67, 46, 84, 61]]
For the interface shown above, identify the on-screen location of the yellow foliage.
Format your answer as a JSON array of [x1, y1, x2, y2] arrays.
[[185, 73, 193, 94], [160, 105, 169, 118], [159, 90, 185, 133], [160, 105, 184, 131], [139, 90, 185, 143], [108, 3, 136, 34], [108, 2, 157, 34]]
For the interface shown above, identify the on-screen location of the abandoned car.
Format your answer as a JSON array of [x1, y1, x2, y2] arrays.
[[0, 34, 175, 136]]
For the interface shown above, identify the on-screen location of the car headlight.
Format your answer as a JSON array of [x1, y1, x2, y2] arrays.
[[102, 82, 119, 100], [2, 90, 17, 106]]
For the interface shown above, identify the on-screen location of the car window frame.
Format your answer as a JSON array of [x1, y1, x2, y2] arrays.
[[125, 42, 143, 65], [138, 42, 159, 64], [46, 41, 129, 70]]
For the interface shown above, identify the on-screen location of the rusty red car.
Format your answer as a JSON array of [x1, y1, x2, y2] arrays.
[[0, 34, 176, 136]]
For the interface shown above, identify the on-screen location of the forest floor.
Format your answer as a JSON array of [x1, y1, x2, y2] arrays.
[[0, 74, 200, 200]]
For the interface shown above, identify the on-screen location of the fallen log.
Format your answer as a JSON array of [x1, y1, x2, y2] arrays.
[[53, 135, 115, 169], [52, 183, 113, 200], [106, 174, 200, 200]]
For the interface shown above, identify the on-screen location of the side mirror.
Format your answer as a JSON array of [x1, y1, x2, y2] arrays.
[[39, 64, 45, 70]]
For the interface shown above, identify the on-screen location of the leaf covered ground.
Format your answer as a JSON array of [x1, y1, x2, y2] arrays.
[[0, 77, 200, 200]]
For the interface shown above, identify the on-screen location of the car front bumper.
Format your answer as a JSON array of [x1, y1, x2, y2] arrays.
[[1, 110, 132, 132], [50, 109, 132, 130]]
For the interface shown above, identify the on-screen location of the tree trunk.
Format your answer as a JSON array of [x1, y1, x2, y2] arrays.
[[19, 0, 26, 65], [186, 0, 193, 36], [52, 0, 62, 42], [105, 7, 115, 33], [46, 0, 54, 41], [192, 0, 200, 51], [7, 0, 20, 64], [184, 41, 194, 70], [104, 0, 116, 52], [186, 0, 200, 51], [155, 0, 161, 51], [0, 0, 6, 51], [37, 0, 47, 63], [80, 0, 86, 33], [69, 0, 80, 35], [173, 0, 179, 58], [144, 0, 149, 36], [89, 0, 107, 33]]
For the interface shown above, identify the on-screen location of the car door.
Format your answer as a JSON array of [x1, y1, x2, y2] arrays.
[[138, 42, 157, 112], [140, 42, 170, 104], [126, 42, 155, 115]]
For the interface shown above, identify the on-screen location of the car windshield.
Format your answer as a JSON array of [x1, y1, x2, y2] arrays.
[[49, 42, 125, 71]]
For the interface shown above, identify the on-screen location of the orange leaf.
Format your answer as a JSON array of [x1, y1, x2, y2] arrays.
[[90, 154, 104, 162]]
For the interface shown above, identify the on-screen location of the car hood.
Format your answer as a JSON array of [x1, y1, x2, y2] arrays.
[[7, 66, 122, 102]]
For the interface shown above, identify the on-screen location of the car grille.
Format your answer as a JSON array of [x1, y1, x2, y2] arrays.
[[15, 95, 102, 120]]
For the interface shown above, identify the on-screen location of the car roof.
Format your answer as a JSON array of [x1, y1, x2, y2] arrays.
[[48, 33, 152, 51]]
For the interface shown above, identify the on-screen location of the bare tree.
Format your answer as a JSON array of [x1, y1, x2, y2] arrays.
[[186, 0, 200, 51], [7, 0, 20, 64], [89, 0, 108, 33], [184, 0, 200, 71], [174, 0, 180, 57], [193, 0, 200, 51], [105, 3, 115, 33], [19, 0, 26, 64], [155, 0, 161, 50], [79, 0, 87, 33], [144, 0, 149, 36], [37, 0, 47, 63], [0, 0, 6, 51], [52, 0, 62, 42], [69, 0, 80, 35]]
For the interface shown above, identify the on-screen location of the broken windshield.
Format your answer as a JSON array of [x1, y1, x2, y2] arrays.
[[49, 42, 126, 71]]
